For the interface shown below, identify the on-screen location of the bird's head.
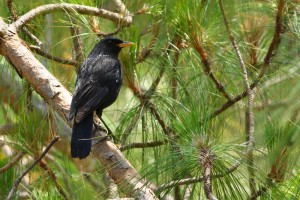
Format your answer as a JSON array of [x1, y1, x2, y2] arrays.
[[94, 37, 134, 56]]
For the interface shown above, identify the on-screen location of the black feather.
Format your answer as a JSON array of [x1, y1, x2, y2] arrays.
[[70, 37, 129, 159], [71, 113, 93, 159]]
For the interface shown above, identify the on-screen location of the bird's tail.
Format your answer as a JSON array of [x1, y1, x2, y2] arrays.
[[71, 113, 93, 159]]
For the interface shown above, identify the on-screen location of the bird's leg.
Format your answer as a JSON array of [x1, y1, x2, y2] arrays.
[[99, 117, 119, 143], [93, 120, 106, 133]]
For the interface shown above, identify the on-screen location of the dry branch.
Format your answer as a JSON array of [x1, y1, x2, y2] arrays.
[[120, 140, 165, 151], [14, 3, 132, 30], [29, 45, 79, 66]]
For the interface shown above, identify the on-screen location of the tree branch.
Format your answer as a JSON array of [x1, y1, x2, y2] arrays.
[[29, 45, 79, 66], [14, 3, 132, 30], [219, 0, 256, 196], [212, 0, 286, 118], [201, 150, 218, 200], [6, 0, 43, 46], [190, 33, 232, 101], [39, 159, 68, 199], [120, 140, 165, 151], [156, 161, 240, 192], [6, 136, 59, 200], [0, 152, 24, 174]]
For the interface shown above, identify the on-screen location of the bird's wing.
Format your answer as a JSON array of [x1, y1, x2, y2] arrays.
[[69, 55, 119, 122], [70, 80, 109, 123]]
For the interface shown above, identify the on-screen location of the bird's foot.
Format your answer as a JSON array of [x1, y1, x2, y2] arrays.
[[93, 121, 107, 133]]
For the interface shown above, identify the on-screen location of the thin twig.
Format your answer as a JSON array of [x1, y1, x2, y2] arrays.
[[95, 27, 121, 37], [22, 27, 43, 46], [156, 161, 240, 192], [219, 0, 255, 196], [6, 0, 17, 20], [68, 15, 84, 72], [83, 173, 104, 193], [25, 82, 33, 112], [29, 45, 79, 66], [120, 105, 144, 144], [258, 0, 286, 79], [69, 16, 84, 64], [172, 39, 180, 100], [148, 103, 170, 136], [212, 0, 286, 118], [199, 147, 218, 200], [14, 3, 132, 30], [39, 159, 68, 199], [6, 0, 43, 46], [6, 136, 59, 200], [191, 32, 231, 101], [144, 39, 174, 98], [0, 152, 24, 174], [120, 140, 166, 151], [136, 23, 160, 64]]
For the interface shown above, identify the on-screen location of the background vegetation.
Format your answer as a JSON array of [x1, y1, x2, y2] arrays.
[[0, 0, 299, 199]]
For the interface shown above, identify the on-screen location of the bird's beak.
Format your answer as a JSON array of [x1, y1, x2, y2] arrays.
[[117, 42, 135, 48]]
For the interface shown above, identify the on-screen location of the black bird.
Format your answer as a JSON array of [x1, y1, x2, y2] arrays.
[[69, 37, 134, 159]]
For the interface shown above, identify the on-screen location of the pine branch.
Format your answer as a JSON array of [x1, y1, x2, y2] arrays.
[[212, 0, 286, 118], [190, 33, 232, 101], [219, 0, 256, 196]]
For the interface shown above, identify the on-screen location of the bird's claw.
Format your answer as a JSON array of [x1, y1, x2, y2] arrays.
[[93, 121, 107, 133]]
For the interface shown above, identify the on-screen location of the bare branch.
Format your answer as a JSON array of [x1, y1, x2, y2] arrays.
[[22, 27, 43, 46], [95, 27, 121, 37], [120, 140, 165, 151], [113, 0, 130, 14], [7, 0, 43, 46], [29, 45, 79, 66], [68, 16, 84, 70], [6, 136, 59, 200], [14, 3, 132, 30], [0, 152, 24, 174], [198, 147, 218, 200], [219, 0, 255, 196]]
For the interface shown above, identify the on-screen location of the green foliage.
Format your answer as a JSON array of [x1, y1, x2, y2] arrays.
[[1, 0, 300, 199]]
